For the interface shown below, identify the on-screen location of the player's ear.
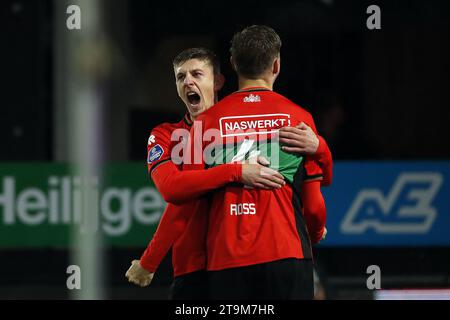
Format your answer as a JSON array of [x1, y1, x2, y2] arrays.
[[272, 56, 281, 77], [214, 73, 225, 91], [230, 56, 237, 72]]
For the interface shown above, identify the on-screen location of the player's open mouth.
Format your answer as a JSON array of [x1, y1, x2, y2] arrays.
[[187, 92, 201, 106]]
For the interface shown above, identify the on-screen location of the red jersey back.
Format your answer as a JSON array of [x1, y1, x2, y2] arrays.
[[195, 88, 323, 271]]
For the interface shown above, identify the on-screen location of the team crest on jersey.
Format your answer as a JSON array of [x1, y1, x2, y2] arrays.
[[148, 144, 164, 163], [219, 114, 291, 137], [148, 135, 156, 145], [243, 94, 261, 103]]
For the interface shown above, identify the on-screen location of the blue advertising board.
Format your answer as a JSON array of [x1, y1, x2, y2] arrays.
[[320, 162, 450, 246]]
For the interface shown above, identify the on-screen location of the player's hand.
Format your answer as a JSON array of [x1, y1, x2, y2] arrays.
[[321, 227, 327, 241], [241, 156, 286, 189], [279, 122, 319, 155], [125, 260, 154, 287]]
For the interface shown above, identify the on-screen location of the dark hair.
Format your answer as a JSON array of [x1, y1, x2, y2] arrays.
[[230, 25, 282, 79], [173, 47, 221, 75]]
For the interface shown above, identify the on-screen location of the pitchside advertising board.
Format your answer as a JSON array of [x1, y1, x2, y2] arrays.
[[0, 163, 165, 248], [0, 162, 449, 248], [321, 162, 450, 246]]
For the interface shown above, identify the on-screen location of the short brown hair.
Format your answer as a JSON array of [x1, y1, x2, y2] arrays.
[[230, 25, 282, 79], [173, 47, 221, 75]]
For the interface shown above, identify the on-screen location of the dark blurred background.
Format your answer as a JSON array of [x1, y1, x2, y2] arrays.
[[1, 0, 449, 300]]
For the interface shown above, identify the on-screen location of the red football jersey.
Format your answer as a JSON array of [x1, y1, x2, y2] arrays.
[[185, 88, 325, 271], [141, 114, 241, 277]]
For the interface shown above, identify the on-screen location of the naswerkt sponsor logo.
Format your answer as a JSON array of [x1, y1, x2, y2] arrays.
[[220, 114, 291, 137], [169, 114, 286, 166]]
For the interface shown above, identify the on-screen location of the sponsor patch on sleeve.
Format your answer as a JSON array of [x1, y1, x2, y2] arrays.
[[148, 144, 164, 164]]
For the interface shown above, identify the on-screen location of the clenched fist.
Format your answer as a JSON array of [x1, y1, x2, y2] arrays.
[[125, 260, 154, 287]]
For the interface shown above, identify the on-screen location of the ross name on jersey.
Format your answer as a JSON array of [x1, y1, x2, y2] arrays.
[[230, 203, 256, 216]]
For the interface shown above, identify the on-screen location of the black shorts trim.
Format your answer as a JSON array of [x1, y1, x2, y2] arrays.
[[170, 270, 210, 300], [208, 258, 314, 300]]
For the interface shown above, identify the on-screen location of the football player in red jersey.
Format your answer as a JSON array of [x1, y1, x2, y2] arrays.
[[126, 48, 286, 299], [182, 26, 330, 299], [126, 47, 332, 299]]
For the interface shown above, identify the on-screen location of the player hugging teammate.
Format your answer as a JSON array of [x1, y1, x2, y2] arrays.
[[126, 25, 333, 300]]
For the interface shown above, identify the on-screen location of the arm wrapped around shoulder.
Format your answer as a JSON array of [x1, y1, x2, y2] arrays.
[[152, 161, 241, 205]]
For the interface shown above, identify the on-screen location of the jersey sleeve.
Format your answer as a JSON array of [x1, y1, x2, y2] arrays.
[[314, 135, 333, 186], [301, 180, 326, 245], [140, 203, 189, 273], [150, 115, 242, 204], [302, 113, 324, 183], [151, 161, 242, 204], [147, 126, 172, 175]]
